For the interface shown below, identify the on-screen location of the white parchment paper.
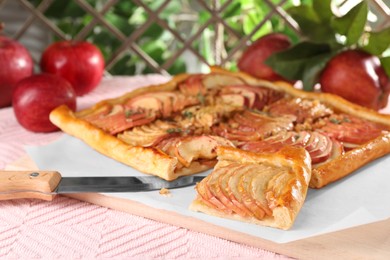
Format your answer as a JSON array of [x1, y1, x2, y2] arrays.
[[26, 134, 390, 243]]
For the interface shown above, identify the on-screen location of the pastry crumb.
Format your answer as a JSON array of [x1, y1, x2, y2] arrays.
[[159, 188, 171, 197]]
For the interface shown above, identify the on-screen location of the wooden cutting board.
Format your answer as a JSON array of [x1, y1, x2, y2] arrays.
[[6, 155, 390, 260]]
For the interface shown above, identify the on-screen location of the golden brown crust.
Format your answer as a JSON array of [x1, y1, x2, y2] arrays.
[[50, 67, 390, 188], [190, 146, 311, 230], [50, 105, 181, 180], [310, 132, 390, 188], [210, 67, 390, 188], [50, 74, 217, 181], [49, 72, 245, 181], [189, 199, 296, 230], [210, 66, 390, 128]]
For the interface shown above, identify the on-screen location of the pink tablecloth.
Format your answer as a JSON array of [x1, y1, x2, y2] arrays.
[[0, 75, 290, 259]]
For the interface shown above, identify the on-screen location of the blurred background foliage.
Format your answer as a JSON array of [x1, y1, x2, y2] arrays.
[[25, 0, 389, 76], [28, 0, 303, 75]]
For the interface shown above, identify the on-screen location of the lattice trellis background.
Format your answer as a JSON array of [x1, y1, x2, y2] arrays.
[[0, 0, 389, 76]]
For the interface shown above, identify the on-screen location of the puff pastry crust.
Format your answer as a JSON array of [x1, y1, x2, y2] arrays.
[[189, 146, 311, 230], [50, 67, 390, 187]]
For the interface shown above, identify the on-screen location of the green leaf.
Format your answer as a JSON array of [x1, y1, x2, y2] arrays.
[[363, 27, 390, 55], [114, 1, 137, 17], [105, 12, 132, 35], [141, 23, 164, 39], [301, 52, 336, 91], [142, 40, 165, 61], [168, 58, 186, 75], [128, 7, 146, 25], [288, 5, 321, 28], [313, 0, 333, 22], [265, 41, 332, 82], [222, 1, 242, 19], [380, 56, 390, 78], [44, 1, 78, 19], [287, 5, 335, 43], [199, 10, 211, 25], [331, 1, 368, 45]]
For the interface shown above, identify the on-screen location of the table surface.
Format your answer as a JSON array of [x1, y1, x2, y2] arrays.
[[0, 75, 291, 259]]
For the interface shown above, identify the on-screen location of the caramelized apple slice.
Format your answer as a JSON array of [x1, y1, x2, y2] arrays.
[[305, 131, 333, 164], [262, 131, 297, 145], [239, 140, 284, 153], [221, 164, 254, 217], [207, 165, 247, 216], [118, 120, 181, 147], [202, 74, 244, 89], [194, 175, 221, 210], [233, 110, 295, 136], [126, 91, 199, 118], [236, 165, 267, 219], [314, 114, 386, 145], [215, 110, 295, 142], [190, 146, 311, 230], [313, 138, 344, 168], [204, 166, 235, 214], [241, 130, 334, 164], [267, 97, 333, 123], [155, 135, 235, 168], [266, 168, 296, 210], [220, 86, 256, 108], [249, 165, 276, 216], [178, 74, 206, 96], [83, 104, 155, 135], [174, 135, 235, 167], [219, 85, 283, 110], [126, 94, 163, 113]]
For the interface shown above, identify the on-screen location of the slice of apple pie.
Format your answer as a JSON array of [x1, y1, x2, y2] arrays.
[[190, 145, 311, 230]]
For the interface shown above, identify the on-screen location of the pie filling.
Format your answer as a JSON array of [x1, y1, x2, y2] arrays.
[[79, 73, 389, 171], [53, 71, 390, 230]]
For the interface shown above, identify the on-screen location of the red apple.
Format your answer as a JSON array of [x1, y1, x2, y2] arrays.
[[320, 50, 390, 110], [238, 33, 291, 81], [40, 41, 105, 96], [0, 36, 34, 108], [12, 74, 76, 132]]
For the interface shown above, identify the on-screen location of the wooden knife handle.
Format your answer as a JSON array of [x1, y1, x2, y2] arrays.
[[0, 171, 62, 201]]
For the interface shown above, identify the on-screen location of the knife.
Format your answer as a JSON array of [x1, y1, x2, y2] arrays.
[[0, 171, 205, 201]]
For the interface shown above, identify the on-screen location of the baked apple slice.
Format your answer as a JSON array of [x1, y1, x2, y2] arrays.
[[314, 114, 386, 147], [178, 74, 206, 96], [190, 146, 311, 230], [240, 130, 336, 165], [156, 135, 235, 168], [219, 84, 283, 110], [81, 104, 156, 135], [202, 73, 245, 89], [118, 120, 182, 147], [126, 91, 199, 118], [267, 97, 333, 123], [214, 110, 295, 142]]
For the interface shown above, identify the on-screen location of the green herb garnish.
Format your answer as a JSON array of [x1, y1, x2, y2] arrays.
[[166, 128, 182, 134], [329, 118, 341, 124], [183, 110, 194, 118], [125, 110, 134, 118], [342, 116, 351, 123]]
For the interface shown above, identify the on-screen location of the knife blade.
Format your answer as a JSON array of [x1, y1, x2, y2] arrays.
[[0, 171, 205, 201]]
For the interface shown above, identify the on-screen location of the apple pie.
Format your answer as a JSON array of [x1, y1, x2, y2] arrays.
[[49, 67, 390, 229], [189, 146, 311, 230]]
